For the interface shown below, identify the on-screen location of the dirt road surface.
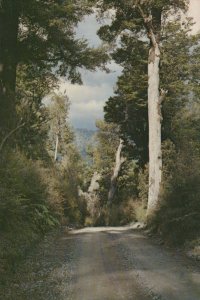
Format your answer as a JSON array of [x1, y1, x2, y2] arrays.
[[3, 226, 200, 300]]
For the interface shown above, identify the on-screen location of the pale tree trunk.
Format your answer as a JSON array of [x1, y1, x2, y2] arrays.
[[88, 172, 101, 193], [137, 5, 164, 218], [147, 43, 162, 217], [54, 134, 59, 161], [108, 139, 125, 206], [86, 172, 101, 222]]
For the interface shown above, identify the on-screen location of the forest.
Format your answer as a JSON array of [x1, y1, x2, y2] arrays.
[[0, 0, 200, 298]]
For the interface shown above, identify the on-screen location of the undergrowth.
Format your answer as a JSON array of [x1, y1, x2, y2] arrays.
[[0, 149, 86, 275]]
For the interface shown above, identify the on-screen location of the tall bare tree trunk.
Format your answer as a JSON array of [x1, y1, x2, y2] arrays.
[[137, 5, 163, 218], [147, 43, 162, 217], [108, 139, 125, 206]]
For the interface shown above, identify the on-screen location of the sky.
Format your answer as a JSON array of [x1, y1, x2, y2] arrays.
[[58, 0, 200, 130]]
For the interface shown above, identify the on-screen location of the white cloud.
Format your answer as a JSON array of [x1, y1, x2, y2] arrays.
[[59, 81, 112, 103], [58, 73, 118, 129]]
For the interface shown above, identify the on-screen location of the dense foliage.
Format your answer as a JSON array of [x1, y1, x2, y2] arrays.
[[0, 95, 88, 277], [85, 120, 141, 226], [0, 0, 107, 275], [91, 2, 200, 243], [0, 0, 108, 135]]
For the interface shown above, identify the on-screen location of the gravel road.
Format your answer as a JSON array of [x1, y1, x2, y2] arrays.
[[2, 226, 200, 300]]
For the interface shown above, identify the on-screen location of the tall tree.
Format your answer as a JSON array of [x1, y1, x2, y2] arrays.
[[0, 0, 108, 135], [104, 14, 200, 226], [95, 0, 188, 217]]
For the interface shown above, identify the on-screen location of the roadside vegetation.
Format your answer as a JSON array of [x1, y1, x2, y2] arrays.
[[86, 0, 200, 247], [0, 0, 106, 277]]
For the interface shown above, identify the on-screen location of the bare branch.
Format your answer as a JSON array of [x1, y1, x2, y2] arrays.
[[0, 123, 25, 152], [137, 3, 157, 47], [108, 139, 126, 206]]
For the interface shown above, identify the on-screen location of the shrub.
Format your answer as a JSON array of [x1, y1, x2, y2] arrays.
[[152, 139, 200, 245], [0, 151, 60, 272]]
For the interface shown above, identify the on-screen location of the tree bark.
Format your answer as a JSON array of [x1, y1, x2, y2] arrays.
[[147, 43, 162, 217], [108, 139, 125, 206], [85, 172, 101, 222], [137, 5, 163, 218], [0, 0, 20, 133]]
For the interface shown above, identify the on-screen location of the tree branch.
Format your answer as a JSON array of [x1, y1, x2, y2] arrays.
[[0, 123, 25, 152], [137, 3, 157, 47], [159, 88, 168, 104]]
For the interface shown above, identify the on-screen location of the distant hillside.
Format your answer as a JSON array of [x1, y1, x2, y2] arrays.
[[74, 128, 97, 162]]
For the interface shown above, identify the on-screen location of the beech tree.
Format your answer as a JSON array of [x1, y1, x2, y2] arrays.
[[0, 0, 108, 135], [94, 0, 188, 217]]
